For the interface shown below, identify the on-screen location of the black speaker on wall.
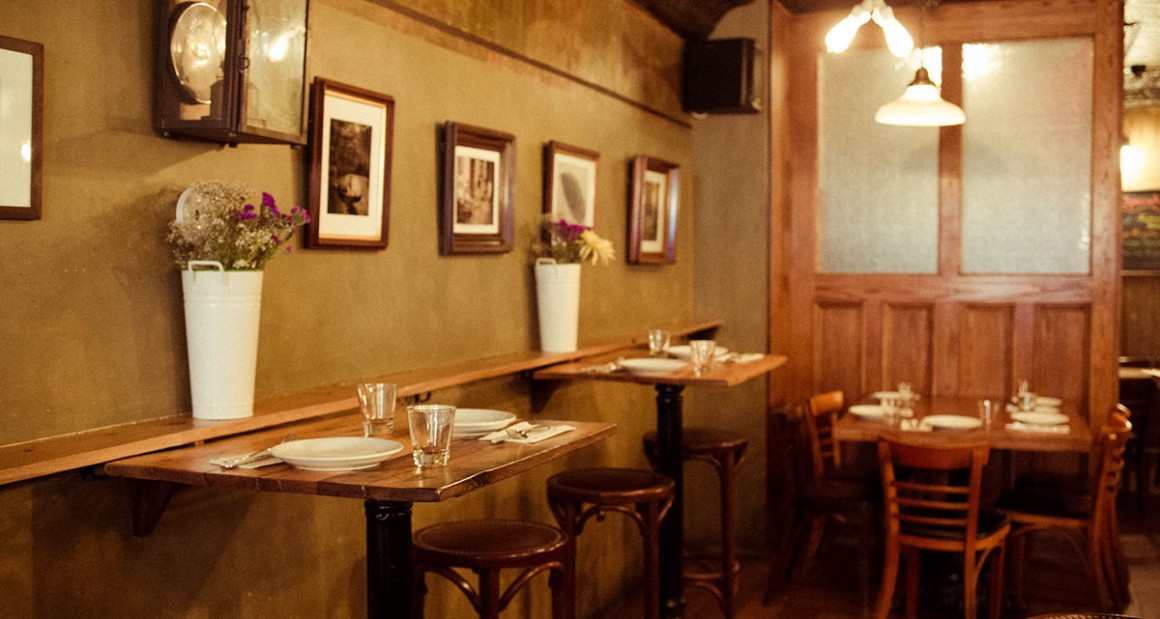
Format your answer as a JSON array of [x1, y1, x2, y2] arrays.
[[682, 38, 762, 115]]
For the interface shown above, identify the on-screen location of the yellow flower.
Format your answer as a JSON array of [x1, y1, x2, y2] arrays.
[[578, 230, 615, 266]]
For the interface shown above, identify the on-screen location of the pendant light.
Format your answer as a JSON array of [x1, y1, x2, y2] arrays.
[[874, 0, 965, 127], [826, 0, 913, 58]]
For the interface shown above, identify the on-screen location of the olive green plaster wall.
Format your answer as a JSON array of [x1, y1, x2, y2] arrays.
[[0, 0, 707, 616]]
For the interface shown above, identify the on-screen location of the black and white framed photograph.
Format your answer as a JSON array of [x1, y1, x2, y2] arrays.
[[440, 122, 515, 254], [543, 141, 598, 227], [307, 78, 394, 248], [628, 155, 679, 264], [0, 35, 43, 221]]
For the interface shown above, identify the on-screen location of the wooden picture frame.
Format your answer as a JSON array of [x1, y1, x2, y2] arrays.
[[1123, 189, 1160, 275], [543, 141, 599, 227], [440, 122, 515, 254], [0, 35, 43, 221], [628, 155, 679, 264], [306, 78, 394, 249]]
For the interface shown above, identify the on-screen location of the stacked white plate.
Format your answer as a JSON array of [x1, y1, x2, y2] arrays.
[[924, 415, 983, 431], [453, 409, 517, 438], [1010, 411, 1068, 426], [848, 404, 885, 419], [270, 437, 404, 471], [667, 345, 730, 360], [619, 358, 687, 376]]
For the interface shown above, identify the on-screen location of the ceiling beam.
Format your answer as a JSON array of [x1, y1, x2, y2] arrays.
[[631, 0, 755, 40]]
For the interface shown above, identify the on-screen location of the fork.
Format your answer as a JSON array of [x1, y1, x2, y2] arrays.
[[504, 424, 552, 440], [219, 433, 298, 468]]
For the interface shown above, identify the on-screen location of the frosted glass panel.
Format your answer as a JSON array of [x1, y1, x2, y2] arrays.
[[961, 39, 1092, 274], [818, 50, 939, 274]]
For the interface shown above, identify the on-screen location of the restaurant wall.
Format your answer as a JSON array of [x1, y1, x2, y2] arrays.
[[0, 0, 697, 616], [688, 2, 775, 551], [1122, 107, 1160, 361]]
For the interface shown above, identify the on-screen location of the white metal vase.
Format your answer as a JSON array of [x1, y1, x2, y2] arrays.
[[534, 258, 581, 353], [181, 260, 263, 420]]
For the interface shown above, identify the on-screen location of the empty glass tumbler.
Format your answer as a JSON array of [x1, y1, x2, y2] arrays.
[[357, 383, 397, 438], [407, 404, 456, 467]]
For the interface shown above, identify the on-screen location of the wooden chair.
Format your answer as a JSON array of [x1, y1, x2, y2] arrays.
[[876, 438, 1009, 619], [766, 391, 878, 610], [1118, 357, 1157, 515], [996, 408, 1132, 610]]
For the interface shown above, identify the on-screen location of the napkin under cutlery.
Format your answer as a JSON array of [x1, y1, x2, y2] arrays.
[[1005, 421, 1071, 434], [724, 353, 764, 364], [210, 454, 283, 469], [481, 421, 575, 444]]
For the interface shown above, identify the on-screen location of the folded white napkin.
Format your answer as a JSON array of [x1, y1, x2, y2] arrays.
[[726, 353, 764, 364], [480, 422, 575, 444], [1143, 368, 1160, 379], [1005, 422, 1071, 434], [209, 455, 283, 469]]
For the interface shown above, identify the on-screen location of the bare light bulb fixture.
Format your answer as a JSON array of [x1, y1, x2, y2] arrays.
[[875, 0, 965, 127], [826, 0, 913, 58]]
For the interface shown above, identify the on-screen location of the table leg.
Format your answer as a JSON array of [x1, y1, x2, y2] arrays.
[[365, 499, 413, 619], [655, 384, 686, 619]]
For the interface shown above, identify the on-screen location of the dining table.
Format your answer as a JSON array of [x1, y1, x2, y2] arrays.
[[533, 349, 788, 619], [102, 412, 616, 619], [832, 394, 1092, 453]]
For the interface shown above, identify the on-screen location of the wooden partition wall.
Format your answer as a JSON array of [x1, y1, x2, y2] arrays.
[[770, 0, 1124, 430]]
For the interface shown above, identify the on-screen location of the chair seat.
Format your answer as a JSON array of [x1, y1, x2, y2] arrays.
[[900, 509, 1009, 541], [995, 486, 1091, 521], [413, 520, 568, 569]]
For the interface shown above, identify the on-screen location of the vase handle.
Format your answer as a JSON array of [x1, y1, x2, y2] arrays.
[[187, 261, 225, 282]]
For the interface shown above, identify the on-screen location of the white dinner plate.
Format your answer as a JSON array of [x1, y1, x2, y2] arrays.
[[453, 409, 517, 437], [924, 415, 983, 431], [1036, 396, 1063, 407], [618, 358, 688, 376], [667, 345, 730, 360], [1010, 411, 1069, 426], [270, 437, 404, 471], [871, 391, 900, 400], [848, 404, 885, 419]]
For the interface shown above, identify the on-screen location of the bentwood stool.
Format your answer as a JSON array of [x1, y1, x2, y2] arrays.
[[546, 468, 675, 619], [411, 519, 573, 619], [642, 427, 748, 618]]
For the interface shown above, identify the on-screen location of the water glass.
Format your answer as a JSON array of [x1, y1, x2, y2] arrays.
[[407, 404, 456, 468], [880, 397, 900, 428], [647, 329, 671, 357], [689, 339, 717, 376], [978, 399, 995, 430], [357, 383, 397, 438], [898, 382, 913, 408]]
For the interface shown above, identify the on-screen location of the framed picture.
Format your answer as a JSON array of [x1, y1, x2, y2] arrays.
[[440, 122, 515, 254], [306, 78, 394, 248], [628, 155, 679, 264], [1123, 189, 1160, 275], [0, 35, 43, 221], [543, 141, 599, 227]]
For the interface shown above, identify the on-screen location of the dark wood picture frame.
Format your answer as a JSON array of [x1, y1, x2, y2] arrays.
[[543, 141, 599, 227], [1123, 189, 1160, 275], [0, 35, 43, 221], [306, 78, 394, 249], [628, 155, 679, 264], [440, 122, 515, 254]]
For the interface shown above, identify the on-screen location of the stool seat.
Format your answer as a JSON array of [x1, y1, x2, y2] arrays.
[[412, 519, 573, 619], [413, 520, 568, 568], [642, 427, 749, 460], [547, 467, 675, 505]]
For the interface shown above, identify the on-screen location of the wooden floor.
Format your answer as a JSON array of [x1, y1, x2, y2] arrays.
[[608, 492, 1160, 619]]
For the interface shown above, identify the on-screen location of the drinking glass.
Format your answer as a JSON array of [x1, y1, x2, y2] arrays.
[[978, 399, 995, 430], [357, 383, 397, 438], [407, 404, 456, 468], [647, 329, 671, 357], [898, 382, 914, 409], [880, 397, 900, 428], [689, 339, 717, 376]]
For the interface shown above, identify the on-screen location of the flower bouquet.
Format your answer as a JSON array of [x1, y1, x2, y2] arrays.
[[540, 217, 615, 266]]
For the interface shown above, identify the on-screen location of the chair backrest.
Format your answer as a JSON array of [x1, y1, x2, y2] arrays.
[[804, 391, 844, 481], [1089, 409, 1131, 530], [878, 438, 990, 550]]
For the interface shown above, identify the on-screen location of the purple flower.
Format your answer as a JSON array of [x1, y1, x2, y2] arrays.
[[261, 192, 276, 208], [237, 204, 258, 220]]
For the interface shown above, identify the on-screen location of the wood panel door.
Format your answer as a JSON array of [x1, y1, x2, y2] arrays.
[[769, 0, 1123, 430]]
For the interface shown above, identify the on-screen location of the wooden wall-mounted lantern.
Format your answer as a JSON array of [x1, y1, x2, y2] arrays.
[[154, 0, 310, 146]]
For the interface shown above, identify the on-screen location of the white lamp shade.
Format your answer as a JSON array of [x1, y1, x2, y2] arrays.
[[875, 68, 965, 126]]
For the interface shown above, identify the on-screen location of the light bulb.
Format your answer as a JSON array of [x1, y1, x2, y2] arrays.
[[873, 6, 914, 58], [825, 2, 873, 54]]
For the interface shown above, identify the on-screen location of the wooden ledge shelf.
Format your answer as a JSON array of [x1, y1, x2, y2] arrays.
[[0, 319, 722, 486]]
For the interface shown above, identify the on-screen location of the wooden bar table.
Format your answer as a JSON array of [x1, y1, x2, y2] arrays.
[[103, 413, 615, 619], [533, 351, 788, 619], [833, 395, 1092, 453]]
